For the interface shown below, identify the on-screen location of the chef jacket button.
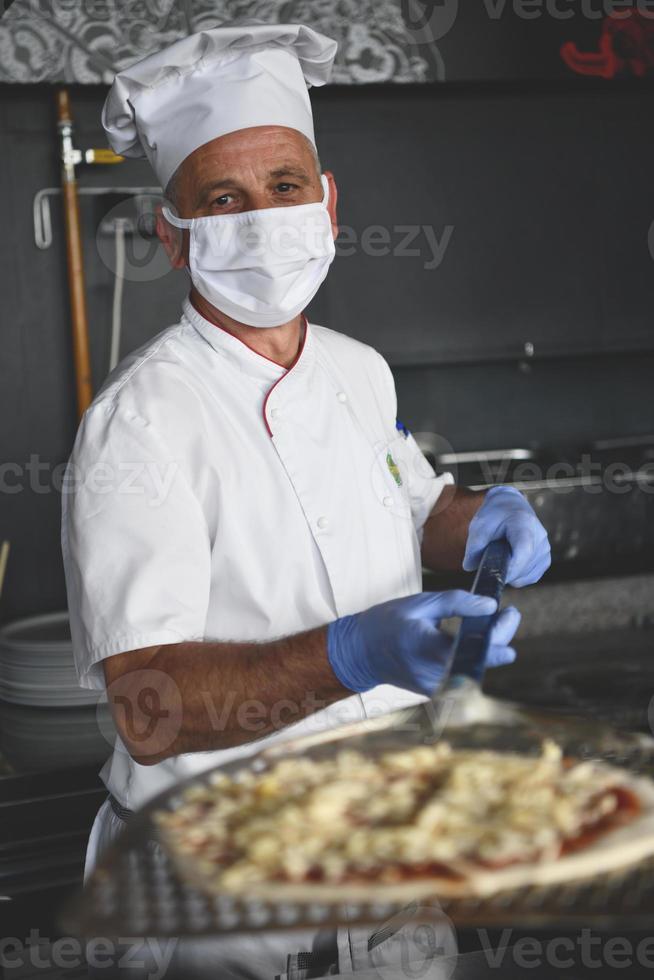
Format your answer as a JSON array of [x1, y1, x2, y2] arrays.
[[383, 496, 393, 508], [336, 391, 347, 403], [317, 516, 329, 529], [270, 407, 280, 419]]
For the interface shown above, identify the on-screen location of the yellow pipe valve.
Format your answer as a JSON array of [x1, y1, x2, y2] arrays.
[[84, 148, 125, 164]]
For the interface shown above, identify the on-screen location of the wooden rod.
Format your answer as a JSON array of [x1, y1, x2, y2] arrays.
[[56, 88, 93, 419], [0, 541, 9, 600]]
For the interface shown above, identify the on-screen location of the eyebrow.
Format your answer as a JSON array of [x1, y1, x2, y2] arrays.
[[268, 166, 312, 183], [194, 165, 313, 208]]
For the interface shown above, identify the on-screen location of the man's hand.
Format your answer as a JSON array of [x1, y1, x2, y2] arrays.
[[463, 486, 551, 588], [327, 591, 521, 697]]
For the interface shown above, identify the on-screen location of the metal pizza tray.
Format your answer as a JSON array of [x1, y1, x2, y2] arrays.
[[62, 696, 654, 939]]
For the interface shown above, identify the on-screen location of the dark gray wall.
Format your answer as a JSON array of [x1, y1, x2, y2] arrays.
[[1, 85, 189, 623], [313, 84, 654, 365], [2, 81, 654, 622]]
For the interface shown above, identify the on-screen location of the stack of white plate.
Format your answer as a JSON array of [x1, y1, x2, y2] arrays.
[[0, 612, 98, 707], [0, 701, 114, 770]]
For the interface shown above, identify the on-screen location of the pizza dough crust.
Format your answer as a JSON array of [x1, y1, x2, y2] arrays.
[[158, 754, 654, 903]]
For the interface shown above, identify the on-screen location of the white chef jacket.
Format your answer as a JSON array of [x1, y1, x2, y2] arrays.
[[62, 296, 453, 811]]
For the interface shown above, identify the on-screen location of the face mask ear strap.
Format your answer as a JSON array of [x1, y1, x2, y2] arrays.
[[161, 205, 192, 229], [320, 174, 330, 208]]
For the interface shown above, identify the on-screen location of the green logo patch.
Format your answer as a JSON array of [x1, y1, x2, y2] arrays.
[[386, 452, 403, 487]]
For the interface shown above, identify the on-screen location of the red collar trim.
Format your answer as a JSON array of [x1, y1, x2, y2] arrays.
[[189, 296, 306, 370], [261, 317, 309, 437]]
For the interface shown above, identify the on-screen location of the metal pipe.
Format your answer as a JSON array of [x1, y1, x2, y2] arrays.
[[56, 88, 93, 419]]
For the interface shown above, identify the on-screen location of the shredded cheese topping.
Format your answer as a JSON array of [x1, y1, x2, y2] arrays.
[[156, 740, 626, 890]]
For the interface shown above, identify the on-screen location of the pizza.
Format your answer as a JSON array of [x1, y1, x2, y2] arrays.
[[155, 739, 654, 900]]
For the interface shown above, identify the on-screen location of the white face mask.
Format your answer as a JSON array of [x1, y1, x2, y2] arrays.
[[162, 174, 335, 328]]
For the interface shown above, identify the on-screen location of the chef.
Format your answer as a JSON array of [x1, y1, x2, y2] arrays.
[[62, 21, 550, 976]]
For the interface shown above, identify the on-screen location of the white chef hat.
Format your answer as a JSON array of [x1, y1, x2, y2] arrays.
[[102, 23, 337, 191]]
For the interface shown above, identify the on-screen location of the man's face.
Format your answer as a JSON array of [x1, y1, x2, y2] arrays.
[[174, 125, 323, 216], [158, 125, 338, 268]]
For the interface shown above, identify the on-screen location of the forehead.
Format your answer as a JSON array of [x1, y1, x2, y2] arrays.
[[179, 126, 315, 184]]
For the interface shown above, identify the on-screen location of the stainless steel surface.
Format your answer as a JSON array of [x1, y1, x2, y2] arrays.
[[524, 481, 654, 572], [63, 699, 654, 939], [484, 627, 654, 732], [593, 434, 654, 451], [436, 449, 534, 464]]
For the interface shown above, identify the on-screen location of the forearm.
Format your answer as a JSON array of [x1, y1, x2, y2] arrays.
[[104, 626, 350, 765], [420, 485, 486, 572]]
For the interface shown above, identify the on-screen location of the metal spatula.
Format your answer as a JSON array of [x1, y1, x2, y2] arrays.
[[425, 538, 524, 733], [446, 537, 512, 686]]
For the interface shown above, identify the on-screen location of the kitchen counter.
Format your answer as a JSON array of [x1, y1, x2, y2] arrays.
[[486, 624, 654, 732], [423, 570, 654, 640], [506, 571, 654, 639], [462, 570, 654, 731]]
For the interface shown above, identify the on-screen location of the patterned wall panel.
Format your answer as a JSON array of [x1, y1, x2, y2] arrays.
[[3, 1, 652, 85], [0, 0, 444, 84]]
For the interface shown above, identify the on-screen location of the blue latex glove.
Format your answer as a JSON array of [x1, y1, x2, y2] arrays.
[[327, 591, 521, 697], [463, 486, 551, 588]]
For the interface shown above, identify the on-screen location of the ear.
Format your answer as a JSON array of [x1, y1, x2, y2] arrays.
[[155, 203, 187, 270], [323, 170, 339, 241]]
